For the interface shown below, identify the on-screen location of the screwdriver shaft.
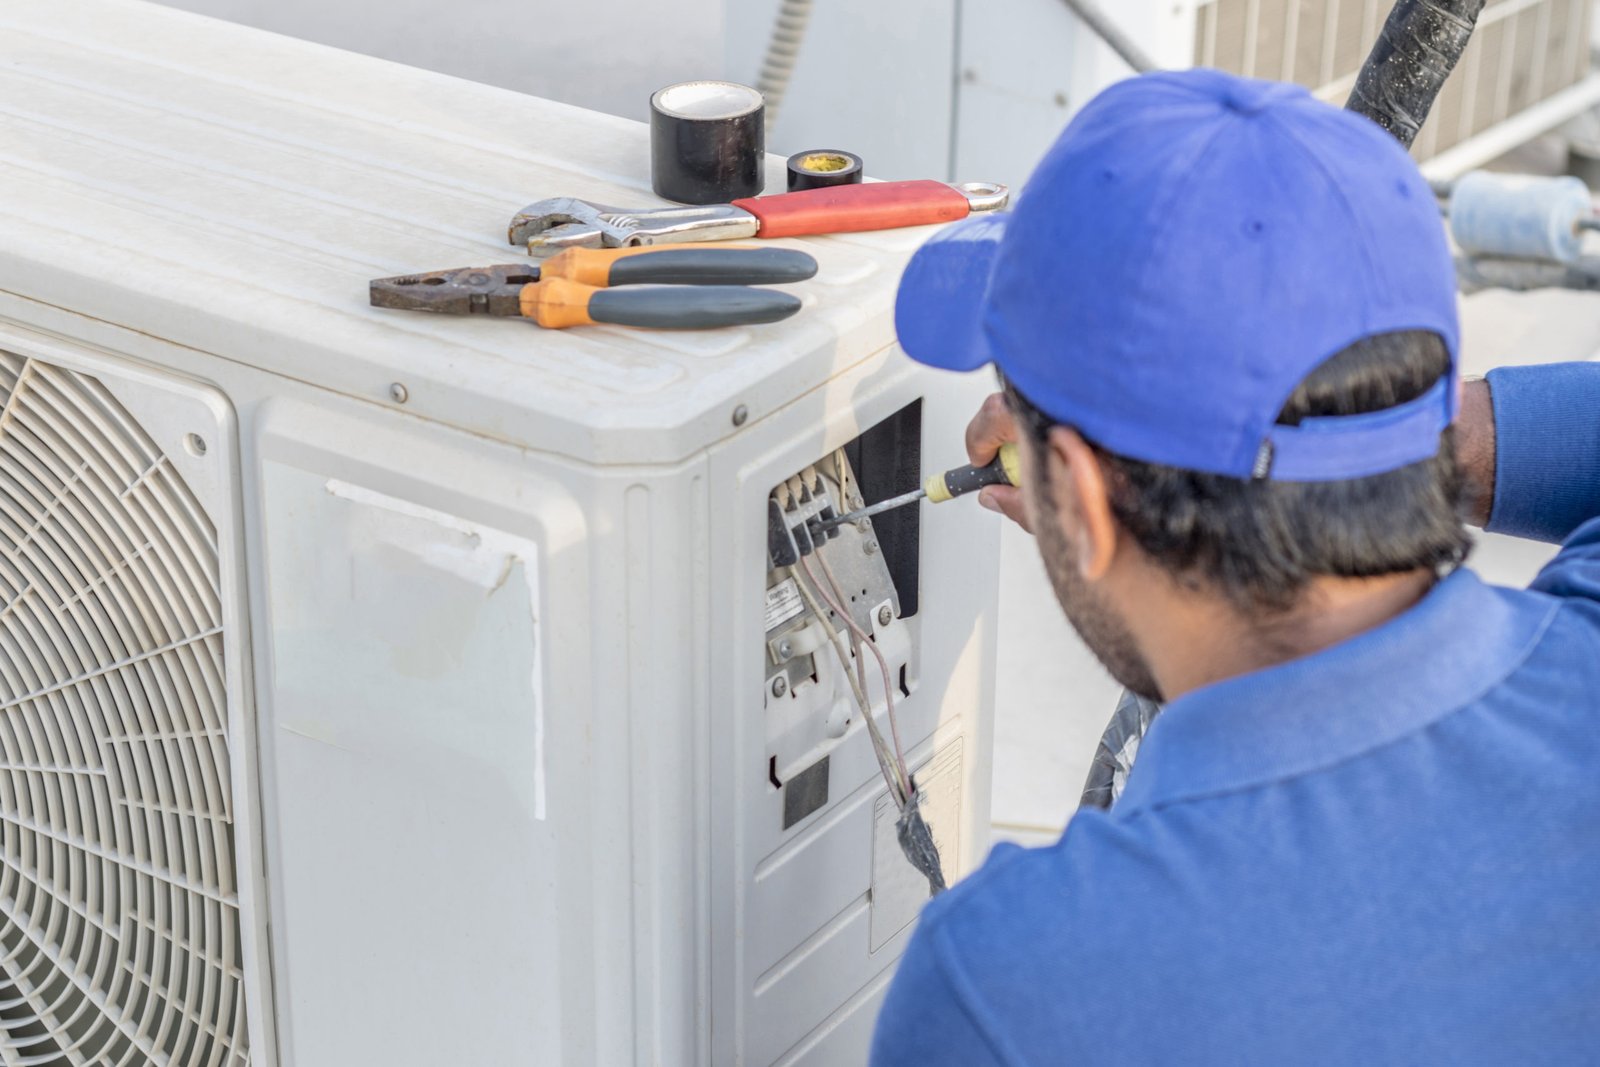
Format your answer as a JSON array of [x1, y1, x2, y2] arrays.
[[823, 487, 927, 529], [817, 444, 1019, 532]]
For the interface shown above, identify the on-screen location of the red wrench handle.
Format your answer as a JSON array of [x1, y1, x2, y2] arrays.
[[732, 180, 973, 239]]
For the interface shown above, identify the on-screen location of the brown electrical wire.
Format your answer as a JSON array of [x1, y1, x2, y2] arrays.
[[813, 548, 910, 777], [821, 450, 912, 790], [790, 560, 910, 805]]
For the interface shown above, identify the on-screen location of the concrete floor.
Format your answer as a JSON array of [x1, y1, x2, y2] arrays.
[[989, 283, 1600, 849]]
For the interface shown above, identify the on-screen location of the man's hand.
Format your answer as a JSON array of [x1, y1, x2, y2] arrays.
[[966, 393, 1032, 533], [1455, 378, 1496, 528]]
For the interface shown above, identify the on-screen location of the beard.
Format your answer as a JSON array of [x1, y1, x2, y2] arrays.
[[1035, 503, 1164, 702]]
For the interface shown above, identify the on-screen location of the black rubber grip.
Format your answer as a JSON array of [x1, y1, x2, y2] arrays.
[[607, 248, 818, 287], [588, 285, 803, 329], [1346, 0, 1485, 149], [940, 457, 1011, 499]]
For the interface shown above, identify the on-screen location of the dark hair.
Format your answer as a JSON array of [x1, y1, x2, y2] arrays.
[[1007, 331, 1470, 614]]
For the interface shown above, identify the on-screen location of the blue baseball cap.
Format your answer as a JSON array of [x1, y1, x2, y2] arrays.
[[896, 69, 1459, 481]]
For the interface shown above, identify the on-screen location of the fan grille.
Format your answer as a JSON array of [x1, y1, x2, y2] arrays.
[[0, 352, 247, 1066]]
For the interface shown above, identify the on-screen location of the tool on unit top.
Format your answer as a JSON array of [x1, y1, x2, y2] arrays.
[[369, 244, 815, 330], [508, 179, 1010, 256]]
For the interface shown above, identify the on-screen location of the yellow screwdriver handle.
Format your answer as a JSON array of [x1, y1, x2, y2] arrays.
[[998, 441, 1023, 487], [923, 442, 1021, 503]]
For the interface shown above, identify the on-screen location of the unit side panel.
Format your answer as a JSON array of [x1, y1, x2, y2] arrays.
[[706, 350, 999, 1067], [579, 461, 716, 1067], [248, 397, 598, 1067], [954, 0, 1199, 190]]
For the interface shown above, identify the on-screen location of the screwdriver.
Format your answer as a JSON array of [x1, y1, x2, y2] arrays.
[[818, 442, 1021, 531]]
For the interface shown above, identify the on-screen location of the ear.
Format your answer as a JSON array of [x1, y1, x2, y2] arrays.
[[1044, 427, 1119, 581]]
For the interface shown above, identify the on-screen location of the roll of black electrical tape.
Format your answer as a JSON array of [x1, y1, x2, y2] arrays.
[[786, 150, 864, 193], [650, 81, 766, 205]]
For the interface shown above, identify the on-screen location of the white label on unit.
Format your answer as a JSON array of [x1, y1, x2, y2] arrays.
[[260, 459, 562, 1065], [322, 479, 547, 819], [765, 577, 807, 632], [871, 740, 965, 951]]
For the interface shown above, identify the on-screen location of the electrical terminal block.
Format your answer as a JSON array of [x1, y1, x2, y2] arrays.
[[767, 466, 845, 569]]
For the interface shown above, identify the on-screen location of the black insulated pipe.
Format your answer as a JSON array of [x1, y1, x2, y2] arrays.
[[1346, 0, 1487, 149]]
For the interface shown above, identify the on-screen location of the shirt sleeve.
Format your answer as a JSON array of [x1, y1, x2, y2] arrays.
[[1484, 362, 1600, 544], [870, 924, 1008, 1067]]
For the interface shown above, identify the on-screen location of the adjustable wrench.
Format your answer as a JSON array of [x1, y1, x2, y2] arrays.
[[508, 180, 1009, 257]]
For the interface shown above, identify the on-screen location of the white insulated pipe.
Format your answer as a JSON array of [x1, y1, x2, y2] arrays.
[[1449, 171, 1595, 264]]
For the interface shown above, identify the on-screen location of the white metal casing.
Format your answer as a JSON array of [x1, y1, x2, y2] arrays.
[[0, 2, 1000, 1064]]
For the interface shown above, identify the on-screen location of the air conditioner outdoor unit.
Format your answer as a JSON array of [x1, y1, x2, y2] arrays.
[[0, 1, 999, 1064]]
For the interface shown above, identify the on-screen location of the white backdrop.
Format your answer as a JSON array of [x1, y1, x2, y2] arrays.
[[155, 0, 727, 130], [154, 0, 1185, 186]]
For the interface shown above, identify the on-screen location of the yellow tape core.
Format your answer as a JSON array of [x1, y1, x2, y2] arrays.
[[798, 153, 852, 173]]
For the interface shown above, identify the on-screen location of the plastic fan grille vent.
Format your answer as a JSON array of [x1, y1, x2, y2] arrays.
[[0, 352, 248, 1066]]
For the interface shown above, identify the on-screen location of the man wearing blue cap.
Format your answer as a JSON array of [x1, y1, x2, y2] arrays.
[[873, 68, 1600, 1064]]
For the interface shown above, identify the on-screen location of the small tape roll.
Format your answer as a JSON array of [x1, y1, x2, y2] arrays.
[[1450, 171, 1592, 264], [651, 81, 765, 205], [787, 149, 864, 193]]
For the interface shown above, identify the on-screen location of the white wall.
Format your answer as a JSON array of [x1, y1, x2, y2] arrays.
[[153, 0, 1175, 187], [723, 0, 961, 181], [157, 0, 969, 181], [154, 0, 725, 127]]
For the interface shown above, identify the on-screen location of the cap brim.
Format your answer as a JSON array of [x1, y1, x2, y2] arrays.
[[894, 212, 1009, 372]]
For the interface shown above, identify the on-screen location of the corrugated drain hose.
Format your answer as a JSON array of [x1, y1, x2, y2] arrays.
[[756, 0, 815, 131]]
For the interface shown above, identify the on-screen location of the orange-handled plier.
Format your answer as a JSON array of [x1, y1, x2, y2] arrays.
[[370, 244, 815, 329]]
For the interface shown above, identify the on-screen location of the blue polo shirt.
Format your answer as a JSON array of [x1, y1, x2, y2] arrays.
[[872, 362, 1600, 1066]]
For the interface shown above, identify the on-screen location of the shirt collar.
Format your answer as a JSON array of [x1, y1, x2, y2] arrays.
[[1115, 568, 1559, 814]]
